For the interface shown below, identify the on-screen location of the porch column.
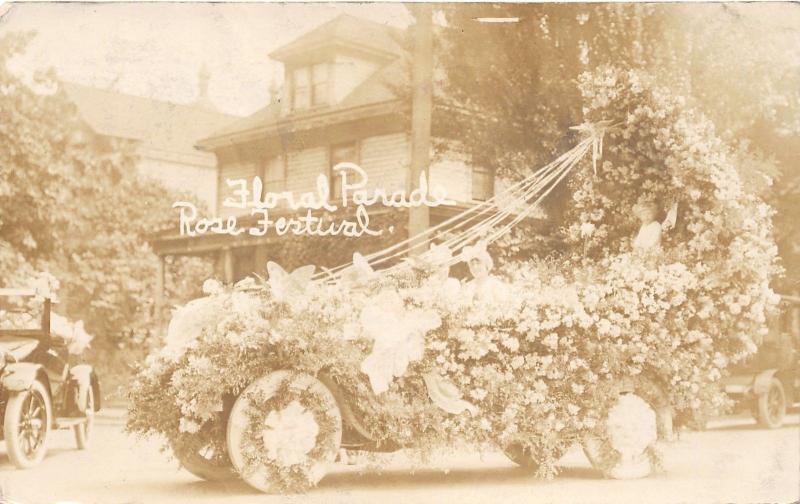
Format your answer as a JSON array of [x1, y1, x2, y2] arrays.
[[154, 254, 165, 314], [222, 248, 235, 284], [254, 245, 269, 275]]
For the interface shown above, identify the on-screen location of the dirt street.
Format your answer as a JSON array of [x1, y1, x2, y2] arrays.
[[1, 412, 797, 504]]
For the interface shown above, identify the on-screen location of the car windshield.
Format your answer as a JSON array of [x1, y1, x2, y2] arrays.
[[0, 290, 44, 332]]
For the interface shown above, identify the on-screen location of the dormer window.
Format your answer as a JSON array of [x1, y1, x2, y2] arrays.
[[291, 62, 328, 111], [292, 67, 310, 110], [311, 63, 328, 106]]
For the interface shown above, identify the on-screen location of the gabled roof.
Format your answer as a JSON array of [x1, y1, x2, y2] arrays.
[[199, 102, 282, 144], [197, 15, 411, 150], [270, 14, 405, 62], [62, 82, 240, 156], [197, 56, 409, 150]]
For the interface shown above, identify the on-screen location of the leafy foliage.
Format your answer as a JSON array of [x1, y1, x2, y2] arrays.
[[0, 32, 211, 352], [434, 4, 799, 285]]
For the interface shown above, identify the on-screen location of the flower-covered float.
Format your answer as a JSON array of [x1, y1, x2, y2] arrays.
[[128, 68, 780, 493]]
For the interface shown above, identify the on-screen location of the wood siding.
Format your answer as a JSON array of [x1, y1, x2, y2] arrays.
[[213, 132, 484, 217], [217, 160, 259, 217], [359, 133, 409, 192], [285, 146, 328, 195]]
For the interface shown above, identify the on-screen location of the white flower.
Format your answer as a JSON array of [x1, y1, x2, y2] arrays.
[[179, 417, 201, 434], [202, 279, 223, 295], [580, 222, 596, 238], [163, 295, 225, 360], [543, 333, 559, 349], [360, 289, 441, 394], [261, 400, 319, 467]]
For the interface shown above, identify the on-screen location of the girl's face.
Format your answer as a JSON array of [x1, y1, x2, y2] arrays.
[[468, 258, 489, 280], [635, 204, 658, 223]]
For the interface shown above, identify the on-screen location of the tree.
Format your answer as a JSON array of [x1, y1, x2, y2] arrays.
[[0, 31, 211, 346], [435, 4, 799, 284]]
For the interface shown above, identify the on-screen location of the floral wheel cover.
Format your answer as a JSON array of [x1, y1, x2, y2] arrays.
[[226, 370, 342, 493], [583, 392, 660, 479]]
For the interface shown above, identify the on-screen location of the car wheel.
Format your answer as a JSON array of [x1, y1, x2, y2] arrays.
[[4, 380, 53, 468], [757, 378, 785, 429], [226, 370, 342, 493], [172, 437, 238, 482], [582, 392, 663, 479], [170, 410, 237, 482], [502, 441, 568, 473], [73, 384, 95, 450]]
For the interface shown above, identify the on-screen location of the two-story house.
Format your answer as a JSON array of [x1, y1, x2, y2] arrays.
[[150, 14, 496, 287]]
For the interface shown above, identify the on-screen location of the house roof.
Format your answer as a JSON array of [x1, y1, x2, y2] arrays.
[[62, 82, 240, 156], [269, 14, 405, 62], [201, 56, 408, 148], [198, 16, 410, 150]]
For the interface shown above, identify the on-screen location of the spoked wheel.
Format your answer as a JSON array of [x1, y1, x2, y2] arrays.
[[172, 416, 237, 481], [757, 378, 785, 429], [74, 384, 95, 450], [227, 370, 342, 493], [173, 438, 237, 481], [4, 380, 53, 468]]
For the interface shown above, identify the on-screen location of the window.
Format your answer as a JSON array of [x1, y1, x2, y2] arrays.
[[472, 166, 494, 201], [329, 142, 358, 201], [292, 67, 310, 110], [292, 63, 328, 110], [311, 63, 328, 106], [262, 156, 286, 193]]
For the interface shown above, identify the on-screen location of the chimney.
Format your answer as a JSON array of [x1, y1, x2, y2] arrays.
[[196, 64, 213, 109], [268, 76, 281, 106]]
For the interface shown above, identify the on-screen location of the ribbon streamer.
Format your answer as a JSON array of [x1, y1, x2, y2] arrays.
[[569, 119, 618, 176]]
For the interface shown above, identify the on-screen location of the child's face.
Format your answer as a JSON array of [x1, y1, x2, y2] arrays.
[[468, 258, 489, 279]]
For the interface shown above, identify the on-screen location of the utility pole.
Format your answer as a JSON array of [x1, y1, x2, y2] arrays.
[[408, 3, 433, 256]]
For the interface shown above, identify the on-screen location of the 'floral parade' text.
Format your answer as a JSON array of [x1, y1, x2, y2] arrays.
[[174, 163, 455, 238]]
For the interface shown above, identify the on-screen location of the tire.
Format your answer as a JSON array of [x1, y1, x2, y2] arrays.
[[171, 411, 238, 482], [757, 378, 785, 429], [4, 380, 53, 469], [173, 440, 238, 482], [503, 442, 567, 473], [226, 370, 342, 493], [73, 384, 95, 450]]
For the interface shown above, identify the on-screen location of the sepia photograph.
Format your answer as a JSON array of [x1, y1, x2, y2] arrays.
[[0, 1, 798, 503]]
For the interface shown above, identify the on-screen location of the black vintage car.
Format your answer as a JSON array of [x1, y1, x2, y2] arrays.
[[0, 288, 100, 468], [721, 294, 800, 428]]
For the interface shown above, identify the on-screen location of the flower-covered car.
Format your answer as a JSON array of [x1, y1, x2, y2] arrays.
[[0, 281, 100, 468], [128, 68, 780, 493]]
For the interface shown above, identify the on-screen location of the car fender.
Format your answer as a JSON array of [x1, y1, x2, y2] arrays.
[[2, 362, 45, 392], [752, 368, 778, 396], [68, 365, 96, 412]]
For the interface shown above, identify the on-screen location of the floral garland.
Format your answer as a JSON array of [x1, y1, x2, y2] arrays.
[[237, 379, 340, 493]]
